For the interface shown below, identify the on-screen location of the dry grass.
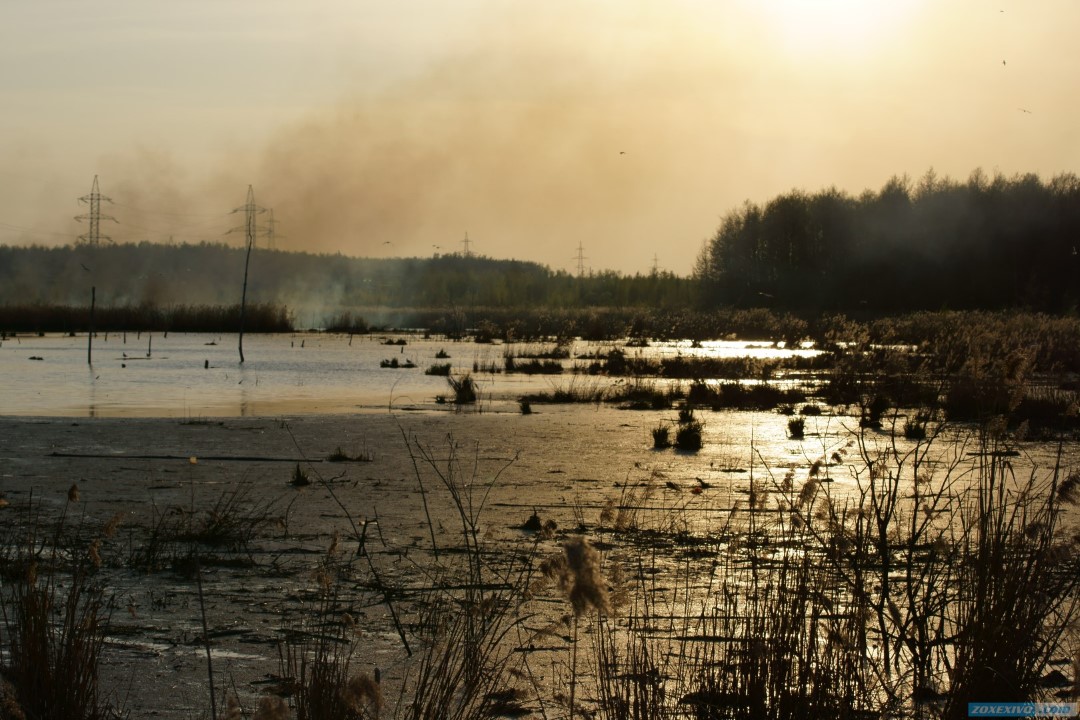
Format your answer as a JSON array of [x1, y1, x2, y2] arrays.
[[0, 492, 112, 720], [3, 412, 1078, 719]]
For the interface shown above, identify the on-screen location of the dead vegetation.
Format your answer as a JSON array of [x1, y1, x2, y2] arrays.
[[2, 413, 1079, 719]]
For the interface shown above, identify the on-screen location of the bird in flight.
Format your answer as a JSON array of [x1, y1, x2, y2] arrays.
[[80, 263, 91, 272], [1019, 108, 1032, 114]]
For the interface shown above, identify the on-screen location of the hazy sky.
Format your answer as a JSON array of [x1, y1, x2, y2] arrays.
[[1, 0, 1076, 275]]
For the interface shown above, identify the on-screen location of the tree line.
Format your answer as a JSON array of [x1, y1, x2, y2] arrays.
[[694, 169, 1080, 314], [0, 243, 693, 316], [3, 168, 1078, 321]]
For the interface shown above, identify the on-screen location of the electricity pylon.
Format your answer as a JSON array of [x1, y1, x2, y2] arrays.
[[575, 242, 587, 276], [75, 175, 117, 246], [263, 209, 281, 249], [462, 231, 472, 257]]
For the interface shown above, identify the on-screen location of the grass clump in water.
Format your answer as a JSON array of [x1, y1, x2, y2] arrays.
[[787, 416, 806, 439], [673, 407, 704, 452], [447, 373, 478, 404], [326, 446, 373, 462]]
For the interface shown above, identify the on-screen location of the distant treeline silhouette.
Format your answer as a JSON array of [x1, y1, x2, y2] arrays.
[[0, 243, 693, 313], [695, 169, 1080, 313], [0, 303, 291, 334]]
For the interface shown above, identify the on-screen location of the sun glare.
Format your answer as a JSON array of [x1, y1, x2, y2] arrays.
[[757, 0, 921, 57]]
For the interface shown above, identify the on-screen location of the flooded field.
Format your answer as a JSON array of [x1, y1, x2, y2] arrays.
[[1, 332, 1078, 719], [0, 332, 820, 417]]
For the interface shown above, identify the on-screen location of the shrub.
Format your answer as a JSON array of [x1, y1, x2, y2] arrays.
[[425, 363, 452, 376], [652, 424, 672, 449], [674, 421, 703, 451], [447, 374, 478, 404], [788, 417, 806, 439], [605, 348, 628, 375], [903, 417, 927, 440], [291, 463, 311, 486], [608, 380, 677, 410]]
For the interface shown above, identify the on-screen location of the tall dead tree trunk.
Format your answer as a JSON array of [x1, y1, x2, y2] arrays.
[[87, 286, 95, 365], [237, 186, 257, 364]]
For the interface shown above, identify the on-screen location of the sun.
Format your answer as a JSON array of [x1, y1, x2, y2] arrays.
[[756, 0, 922, 57]]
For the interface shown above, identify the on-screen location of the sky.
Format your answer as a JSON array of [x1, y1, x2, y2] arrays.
[[1, 0, 1077, 276]]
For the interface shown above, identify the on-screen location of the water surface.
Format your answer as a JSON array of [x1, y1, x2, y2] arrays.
[[0, 332, 820, 417]]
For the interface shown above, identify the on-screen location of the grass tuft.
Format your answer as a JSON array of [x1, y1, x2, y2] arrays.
[[447, 373, 478, 404], [787, 416, 806, 439]]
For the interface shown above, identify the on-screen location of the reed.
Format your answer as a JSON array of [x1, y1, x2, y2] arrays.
[[0, 490, 112, 720], [447, 373, 478, 404]]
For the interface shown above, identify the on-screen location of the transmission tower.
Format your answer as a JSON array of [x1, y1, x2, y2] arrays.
[[461, 231, 472, 257], [228, 186, 266, 249], [75, 175, 117, 246], [263, 209, 282, 249], [574, 242, 587, 276]]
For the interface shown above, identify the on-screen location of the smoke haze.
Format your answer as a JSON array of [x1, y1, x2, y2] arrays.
[[1, 1, 1078, 274]]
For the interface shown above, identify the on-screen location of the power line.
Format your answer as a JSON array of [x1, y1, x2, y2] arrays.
[[109, 201, 227, 219], [75, 175, 118, 246], [0, 221, 73, 241]]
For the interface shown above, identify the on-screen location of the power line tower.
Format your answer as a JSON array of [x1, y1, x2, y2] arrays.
[[228, 187, 266, 248], [263, 209, 281, 249], [651, 254, 659, 275], [574, 242, 587, 276], [461, 231, 472, 257], [75, 175, 117, 246]]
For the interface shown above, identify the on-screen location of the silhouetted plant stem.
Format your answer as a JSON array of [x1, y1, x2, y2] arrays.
[[402, 426, 440, 561], [195, 558, 217, 720], [87, 286, 95, 365]]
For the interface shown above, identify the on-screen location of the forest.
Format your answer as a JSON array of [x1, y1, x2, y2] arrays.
[[695, 169, 1080, 314], [0, 243, 692, 315]]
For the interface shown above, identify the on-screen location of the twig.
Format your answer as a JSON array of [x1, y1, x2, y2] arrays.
[[195, 558, 217, 720]]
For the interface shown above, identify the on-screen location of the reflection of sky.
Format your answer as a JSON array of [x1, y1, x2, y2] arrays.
[[0, 334, 822, 417], [630, 340, 821, 361]]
